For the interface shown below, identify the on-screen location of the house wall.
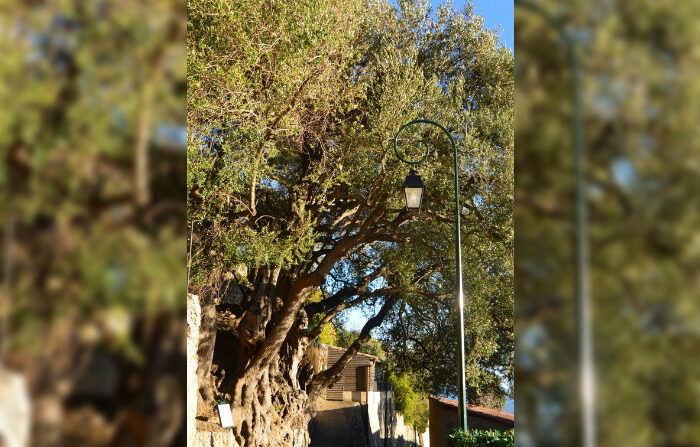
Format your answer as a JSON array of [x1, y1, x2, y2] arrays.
[[428, 398, 513, 447], [324, 346, 344, 400], [429, 398, 457, 447], [374, 363, 385, 390]]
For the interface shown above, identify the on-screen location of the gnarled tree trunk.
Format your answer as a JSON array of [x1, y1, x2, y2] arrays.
[[196, 264, 396, 447]]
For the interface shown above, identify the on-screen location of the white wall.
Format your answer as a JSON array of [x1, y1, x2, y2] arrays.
[[366, 390, 428, 447]]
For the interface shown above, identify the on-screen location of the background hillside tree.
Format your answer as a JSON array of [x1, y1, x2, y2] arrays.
[[515, 0, 700, 445], [0, 0, 186, 445], [188, 0, 513, 445]]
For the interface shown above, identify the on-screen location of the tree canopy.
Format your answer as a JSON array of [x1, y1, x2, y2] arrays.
[[0, 0, 186, 445], [188, 0, 512, 443]]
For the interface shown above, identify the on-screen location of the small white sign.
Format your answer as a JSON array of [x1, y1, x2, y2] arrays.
[[217, 402, 234, 429]]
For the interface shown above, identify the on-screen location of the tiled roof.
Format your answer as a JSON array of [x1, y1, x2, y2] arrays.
[[430, 396, 514, 423]]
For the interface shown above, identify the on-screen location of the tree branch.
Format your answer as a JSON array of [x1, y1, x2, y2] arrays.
[[250, 72, 317, 216], [307, 288, 390, 340], [305, 263, 387, 317]]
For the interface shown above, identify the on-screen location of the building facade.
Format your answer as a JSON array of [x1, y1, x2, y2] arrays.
[[323, 345, 388, 403]]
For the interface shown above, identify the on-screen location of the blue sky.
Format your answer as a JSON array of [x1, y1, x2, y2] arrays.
[[384, 0, 513, 50], [468, 0, 512, 49], [433, 0, 514, 50]]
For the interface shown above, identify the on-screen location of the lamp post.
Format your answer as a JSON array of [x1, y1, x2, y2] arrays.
[[393, 119, 468, 431], [515, 2, 594, 446]]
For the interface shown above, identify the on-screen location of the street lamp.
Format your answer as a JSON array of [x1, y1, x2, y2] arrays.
[[403, 169, 425, 212], [393, 119, 469, 431]]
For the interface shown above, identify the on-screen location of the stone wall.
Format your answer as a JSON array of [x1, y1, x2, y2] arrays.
[[194, 430, 240, 447], [309, 400, 368, 447], [187, 294, 201, 447]]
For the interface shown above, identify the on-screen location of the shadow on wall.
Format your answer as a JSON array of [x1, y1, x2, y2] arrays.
[[370, 431, 419, 447], [309, 403, 365, 447], [309, 398, 421, 447]]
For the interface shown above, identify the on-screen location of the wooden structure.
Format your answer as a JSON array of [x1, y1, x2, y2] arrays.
[[309, 344, 386, 403]]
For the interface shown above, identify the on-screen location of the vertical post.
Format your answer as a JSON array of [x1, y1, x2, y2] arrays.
[[452, 132, 468, 432], [187, 220, 194, 290], [571, 42, 595, 447], [515, 2, 594, 445], [1, 216, 14, 363]]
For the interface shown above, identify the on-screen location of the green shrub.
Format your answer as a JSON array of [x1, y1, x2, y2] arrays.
[[387, 371, 429, 433], [447, 429, 514, 447]]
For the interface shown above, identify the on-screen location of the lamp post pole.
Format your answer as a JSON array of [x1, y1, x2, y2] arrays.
[[515, 2, 594, 446], [393, 119, 468, 431]]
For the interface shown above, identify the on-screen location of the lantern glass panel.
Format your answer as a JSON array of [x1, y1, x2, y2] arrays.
[[404, 187, 423, 210]]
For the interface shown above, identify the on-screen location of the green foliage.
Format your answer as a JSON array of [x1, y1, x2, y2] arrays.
[[356, 337, 387, 360], [388, 370, 429, 433], [447, 429, 514, 447], [188, 0, 512, 407], [1, 0, 185, 351], [188, 0, 368, 271], [0, 1, 185, 443], [311, 314, 387, 360], [316, 324, 340, 346]]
